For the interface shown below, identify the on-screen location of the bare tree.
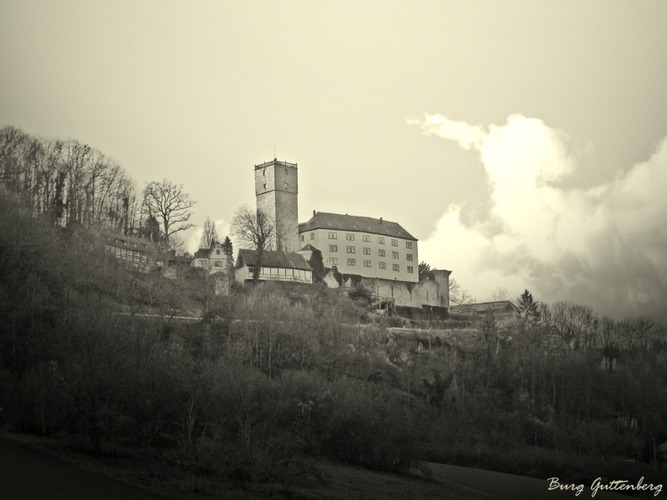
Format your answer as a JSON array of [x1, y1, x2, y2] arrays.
[[449, 278, 474, 306], [231, 205, 275, 283], [551, 301, 599, 351], [491, 287, 509, 301], [143, 179, 195, 245], [199, 216, 219, 249]]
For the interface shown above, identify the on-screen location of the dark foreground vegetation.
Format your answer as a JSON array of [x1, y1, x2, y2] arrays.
[[2, 186, 667, 497]]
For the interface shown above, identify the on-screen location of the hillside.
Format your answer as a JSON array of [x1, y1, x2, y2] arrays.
[[2, 189, 667, 497]]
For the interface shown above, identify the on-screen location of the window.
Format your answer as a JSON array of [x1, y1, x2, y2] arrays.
[[263, 183, 267, 189], [328, 257, 338, 265], [393, 264, 400, 272], [262, 169, 266, 176], [379, 262, 386, 269], [329, 244, 338, 252], [407, 266, 414, 273], [378, 249, 385, 257], [363, 247, 371, 255], [310, 232, 314, 240], [364, 260, 371, 267], [216, 249, 221, 255], [406, 241, 413, 249], [378, 236, 385, 244], [347, 258, 356, 266], [406, 254, 413, 262], [363, 234, 370, 242], [300, 235, 304, 242], [346, 246, 355, 253], [214, 261, 222, 267], [392, 251, 399, 259], [346, 233, 355, 241], [391, 239, 398, 247], [328, 232, 337, 239]]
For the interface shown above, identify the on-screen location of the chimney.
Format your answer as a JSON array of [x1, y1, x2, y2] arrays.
[[380, 217, 383, 224], [313, 210, 316, 216]]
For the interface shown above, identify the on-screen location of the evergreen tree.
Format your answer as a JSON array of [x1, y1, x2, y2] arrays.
[[221, 235, 233, 258], [518, 289, 539, 323]]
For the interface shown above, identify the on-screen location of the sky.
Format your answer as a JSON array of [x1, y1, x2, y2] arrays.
[[2, 0, 666, 322]]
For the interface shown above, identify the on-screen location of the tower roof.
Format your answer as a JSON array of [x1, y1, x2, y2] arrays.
[[298, 212, 417, 241], [254, 158, 297, 170]]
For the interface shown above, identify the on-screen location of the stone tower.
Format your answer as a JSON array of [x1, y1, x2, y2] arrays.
[[254, 158, 299, 252]]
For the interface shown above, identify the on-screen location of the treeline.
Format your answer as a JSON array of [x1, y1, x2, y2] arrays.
[[403, 294, 667, 476], [0, 126, 141, 232], [0, 126, 196, 249]]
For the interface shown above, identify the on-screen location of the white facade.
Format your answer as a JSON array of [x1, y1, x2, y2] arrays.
[[299, 213, 418, 283]]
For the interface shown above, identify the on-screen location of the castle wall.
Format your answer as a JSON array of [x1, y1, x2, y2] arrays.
[[323, 269, 450, 309]]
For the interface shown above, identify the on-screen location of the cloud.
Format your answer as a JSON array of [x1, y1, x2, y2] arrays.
[[408, 114, 486, 150], [411, 113, 667, 323]]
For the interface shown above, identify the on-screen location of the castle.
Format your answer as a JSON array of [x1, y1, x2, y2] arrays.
[[240, 158, 451, 313]]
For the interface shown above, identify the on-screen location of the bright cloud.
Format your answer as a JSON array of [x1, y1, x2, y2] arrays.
[[411, 113, 667, 322]]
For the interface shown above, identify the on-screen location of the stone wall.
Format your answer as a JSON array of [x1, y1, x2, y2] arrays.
[[323, 268, 451, 310]]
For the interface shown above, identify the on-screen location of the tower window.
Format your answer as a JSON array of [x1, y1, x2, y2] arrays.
[[363, 247, 371, 255], [363, 235, 370, 242], [347, 258, 356, 266], [329, 245, 338, 252], [406, 241, 413, 249], [379, 261, 386, 269], [328, 232, 337, 239], [392, 251, 399, 259], [263, 183, 267, 189], [378, 249, 385, 257], [346, 246, 355, 254], [391, 239, 398, 247], [310, 232, 314, 240], [406, 254, 413, 261], [393, 264, 400, 272], [346, 233, 355, 241], [364, 260, 371, 267], [262, 169, 266, 176], [378, 237, 385, 244]]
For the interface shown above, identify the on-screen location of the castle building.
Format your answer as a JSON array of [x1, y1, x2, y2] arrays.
[[298, 212, 419, 283], [249, 158, 448, 313], [254, 158, 299, 253]]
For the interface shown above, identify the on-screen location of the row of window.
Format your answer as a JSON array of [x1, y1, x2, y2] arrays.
[[328, 257, 414, 273], [246, 266, 310, 278], [324, 232, 413, 248], [327, 244, 413, 260]]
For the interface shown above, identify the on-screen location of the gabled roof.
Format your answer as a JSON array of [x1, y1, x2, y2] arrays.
[[298, 212, 417, 241], [298, 243, 319, 252], [236, 249, 312, 271], [193, 248, 211, 259]]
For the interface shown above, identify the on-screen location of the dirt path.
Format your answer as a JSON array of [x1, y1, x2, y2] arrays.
[[0, 434, 164, 500]]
